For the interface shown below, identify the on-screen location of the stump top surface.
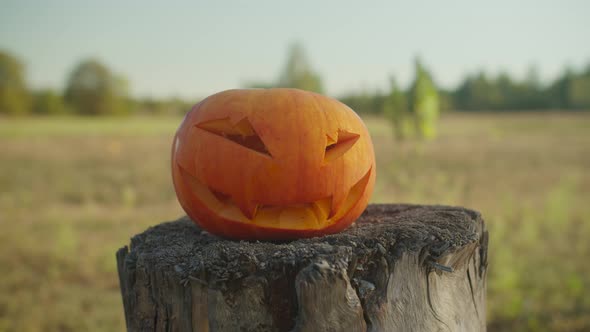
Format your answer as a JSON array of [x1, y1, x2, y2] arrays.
[[125, 204, 485, 285]]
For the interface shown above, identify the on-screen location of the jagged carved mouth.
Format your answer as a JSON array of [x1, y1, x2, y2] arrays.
[[178, 166, 372, 230]]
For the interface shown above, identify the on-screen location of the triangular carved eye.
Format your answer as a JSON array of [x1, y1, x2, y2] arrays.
[[324, 130, 360, 163], [196, 117, 271, 157]]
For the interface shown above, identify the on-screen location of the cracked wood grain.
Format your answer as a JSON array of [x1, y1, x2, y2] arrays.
[[117, 204, 488, 332]]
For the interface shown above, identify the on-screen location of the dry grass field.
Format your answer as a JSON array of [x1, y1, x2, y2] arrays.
[[0, 112, 589, 331]]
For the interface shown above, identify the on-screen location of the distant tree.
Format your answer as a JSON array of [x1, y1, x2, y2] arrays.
[[383, 77, 411, 139], [32, 89, 66, 115], [64, 59, 131, 115], [242, 82, 275, 89], [339, 90, 385, 115], [568, 67, 590, 109], [437, 90, 454, 112], [454, 72, 505, 110], [495, 72, 515, 109], [409, 59, 440, 139], [277, 43, 324, 93], [507, 65, 545, 109], [0, 51, 30, 115], [525, 65, 542, 91], [166, 97, 194, 115], [541, 66, 571, 110], [137, 97, 164, 115]]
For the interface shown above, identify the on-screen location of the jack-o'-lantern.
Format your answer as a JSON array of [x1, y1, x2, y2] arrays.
[[172, 88, 375, 240]]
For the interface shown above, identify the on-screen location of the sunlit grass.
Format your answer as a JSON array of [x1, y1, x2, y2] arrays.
[[0, 112, 589, 331], [0, 115, 181, 138]]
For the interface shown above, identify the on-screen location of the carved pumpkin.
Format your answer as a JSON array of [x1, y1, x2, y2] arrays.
[[172, 88, 376, 239]]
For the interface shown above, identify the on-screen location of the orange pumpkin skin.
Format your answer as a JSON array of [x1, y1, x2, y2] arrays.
[[172, 88, 376, 240]]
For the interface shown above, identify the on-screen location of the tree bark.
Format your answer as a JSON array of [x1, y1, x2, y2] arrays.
[[117, 204, 488, 332]]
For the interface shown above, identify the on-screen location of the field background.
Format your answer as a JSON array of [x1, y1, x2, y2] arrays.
[[1, 112, 589, 331]]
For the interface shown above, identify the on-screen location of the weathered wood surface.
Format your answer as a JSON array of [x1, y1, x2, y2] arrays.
[[117, 204, 488, 332]]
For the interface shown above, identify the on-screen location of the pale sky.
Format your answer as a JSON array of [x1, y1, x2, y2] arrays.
[[1, 0, 589, 99]]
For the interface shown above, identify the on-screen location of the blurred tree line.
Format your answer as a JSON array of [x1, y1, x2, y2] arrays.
[[1, 47, 589, 119], [0, 50, 191, 116]]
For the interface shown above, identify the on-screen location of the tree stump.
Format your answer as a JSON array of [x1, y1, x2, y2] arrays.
[[116, 204, 488, 332]]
